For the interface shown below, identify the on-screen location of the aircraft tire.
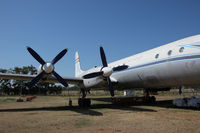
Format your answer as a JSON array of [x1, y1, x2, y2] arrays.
[[78, 98, 91, 107], [150, 96, 156, 103]]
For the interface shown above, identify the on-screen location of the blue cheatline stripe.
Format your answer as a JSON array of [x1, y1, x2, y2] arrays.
[[179, 41, 200, 49], [113, 54, 200, 74]]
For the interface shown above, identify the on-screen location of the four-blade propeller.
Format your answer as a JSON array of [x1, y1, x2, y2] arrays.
[[83, 46, 128, 97], [26, 47, 68, 88]]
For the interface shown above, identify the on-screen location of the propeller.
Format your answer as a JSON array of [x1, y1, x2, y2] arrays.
[[83, 46, 129, 97], [26, 47, 68, 88]]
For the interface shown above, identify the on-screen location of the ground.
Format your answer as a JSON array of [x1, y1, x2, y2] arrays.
[[0, 91, 200, 133]]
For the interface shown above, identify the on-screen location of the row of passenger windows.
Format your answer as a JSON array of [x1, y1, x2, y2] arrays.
[[155, 47, 184, 59]]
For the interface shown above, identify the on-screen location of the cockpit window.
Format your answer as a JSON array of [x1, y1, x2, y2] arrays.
[[179, 47, 184, 53]]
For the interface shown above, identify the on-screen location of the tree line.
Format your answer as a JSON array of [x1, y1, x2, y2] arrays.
[[0, 65, 65, 95]]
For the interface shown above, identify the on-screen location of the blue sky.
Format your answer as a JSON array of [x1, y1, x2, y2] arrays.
[[0, 0, 200, 76]]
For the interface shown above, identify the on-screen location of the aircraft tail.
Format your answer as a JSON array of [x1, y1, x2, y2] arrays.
[[75, 52, 84, 77]]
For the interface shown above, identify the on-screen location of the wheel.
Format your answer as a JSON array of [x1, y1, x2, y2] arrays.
[[85, 99, 91, 107], [150, 96, 156, 103], [78, 98, 91, 107], [78, 98, 83, 107]]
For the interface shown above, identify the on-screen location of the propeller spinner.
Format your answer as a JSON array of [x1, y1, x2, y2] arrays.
[[26, 47, 68, 88]]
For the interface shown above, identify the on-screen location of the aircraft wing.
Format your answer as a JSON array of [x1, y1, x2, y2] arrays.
[[0, 73, 83, 85]]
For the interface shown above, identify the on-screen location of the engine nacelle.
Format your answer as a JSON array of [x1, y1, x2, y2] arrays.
[[37, 65, 43, 74], [83, 78, 103, 88]]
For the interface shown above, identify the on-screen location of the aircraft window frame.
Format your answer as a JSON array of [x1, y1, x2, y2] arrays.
[[168, 50, 172, 56], [179, 47, 184, 53], [155, 54, 159, 59]]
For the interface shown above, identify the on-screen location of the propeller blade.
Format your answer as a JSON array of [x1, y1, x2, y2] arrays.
[[107, 77, 114, 97], [52, 71, 68, 87], [52, 48, 68, 65], [100, 46, 108, 67], [83, 71, 104, 79], [27, 47, 46, 65], [113, 65, 129, 71], [27, 71, 45, 88]]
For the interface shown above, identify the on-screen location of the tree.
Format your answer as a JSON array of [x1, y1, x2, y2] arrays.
[[0, 69, 12, 95], [0, 65, 64, 95], [11, 65, 37, 95]]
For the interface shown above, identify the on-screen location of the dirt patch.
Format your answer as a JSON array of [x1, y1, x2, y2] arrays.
[[0, 95, 200, 133]]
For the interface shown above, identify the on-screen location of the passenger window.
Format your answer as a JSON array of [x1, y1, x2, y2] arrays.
[[155, 54, 159, 59], [179, 47, 184, 53], [168, 50, 172, 56]]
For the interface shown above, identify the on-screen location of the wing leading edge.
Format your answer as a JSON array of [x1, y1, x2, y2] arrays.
[[0, 73, 83, 85]]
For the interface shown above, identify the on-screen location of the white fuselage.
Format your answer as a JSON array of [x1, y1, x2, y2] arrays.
[[78, 35, 200, 90]]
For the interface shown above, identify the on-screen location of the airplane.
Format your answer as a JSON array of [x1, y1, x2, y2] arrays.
[[1, 34, 200, 107]]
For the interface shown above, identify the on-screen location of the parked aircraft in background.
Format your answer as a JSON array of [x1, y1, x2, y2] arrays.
[[1, 35, 200, 107]]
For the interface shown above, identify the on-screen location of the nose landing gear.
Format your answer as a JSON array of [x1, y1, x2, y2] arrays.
[[78, 88, 91, 107]]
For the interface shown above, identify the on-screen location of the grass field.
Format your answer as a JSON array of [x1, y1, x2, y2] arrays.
[[0, 90, 200, 133]]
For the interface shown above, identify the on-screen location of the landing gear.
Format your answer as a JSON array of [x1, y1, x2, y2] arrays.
[[78, 98, 91, 107], [78, 88, 91, 107], [149, 96, 156, 103], [144, 89, 156, 103]]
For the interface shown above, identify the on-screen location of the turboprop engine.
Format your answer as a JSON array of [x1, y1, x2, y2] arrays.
[[82, 46, 129, 97], [26, 47, 69, 88]]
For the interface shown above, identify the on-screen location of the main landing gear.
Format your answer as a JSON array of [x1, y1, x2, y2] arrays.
[[78, 89, 91, 107], [144, 89, 156, 103]]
